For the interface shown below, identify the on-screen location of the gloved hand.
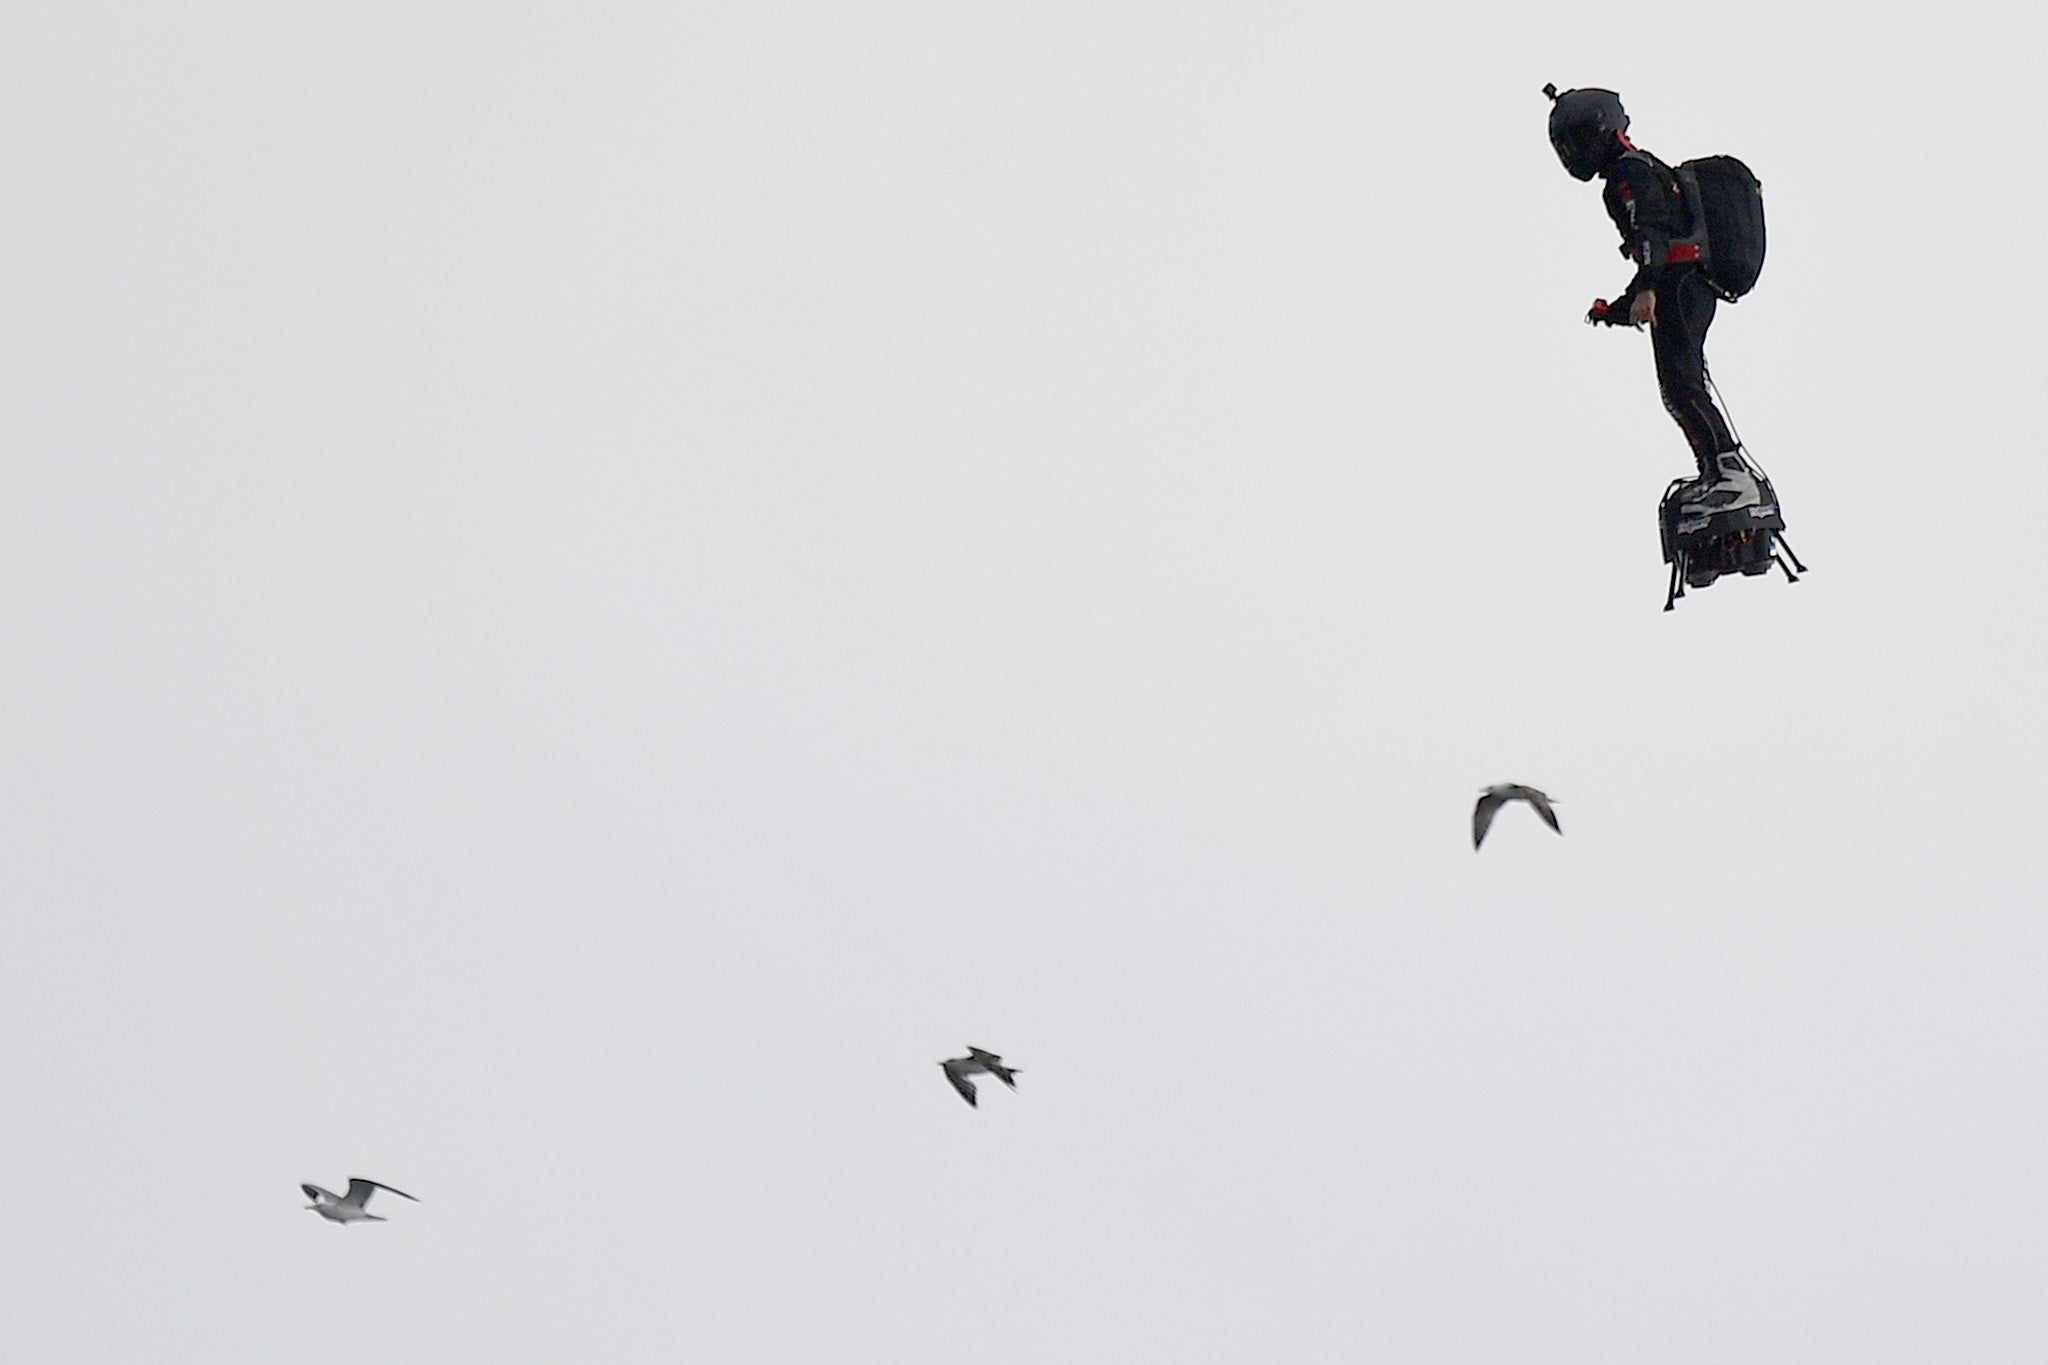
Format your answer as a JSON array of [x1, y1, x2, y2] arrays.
[[1586, 296, 1640, 328]]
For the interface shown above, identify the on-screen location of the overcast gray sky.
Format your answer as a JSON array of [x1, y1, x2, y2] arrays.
[[6, 2, 2048, 1360]]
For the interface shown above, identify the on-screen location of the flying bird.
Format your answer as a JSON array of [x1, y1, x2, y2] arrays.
[[301, 1178, 420, 1225], [1472, 783, 1562, 849], [940, 1047, 1020, 1107]]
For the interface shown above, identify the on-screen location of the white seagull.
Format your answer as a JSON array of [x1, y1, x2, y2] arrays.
[[301, 1178, 420, 1225], [940, 1047, 1020, 1108], [1472, 783, 1562, 849]]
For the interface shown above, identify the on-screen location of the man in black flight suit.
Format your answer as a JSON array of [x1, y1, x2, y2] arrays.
[[1544, 84, 1761, 519]]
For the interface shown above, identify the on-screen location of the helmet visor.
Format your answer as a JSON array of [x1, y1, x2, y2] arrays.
[[1551, 122, 1617, 180]]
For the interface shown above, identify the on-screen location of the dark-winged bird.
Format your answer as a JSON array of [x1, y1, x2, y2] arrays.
[[940, 1047, 1020, 1107], [1472, 784, 1562, 849], [301, 1178, 420, 1225]]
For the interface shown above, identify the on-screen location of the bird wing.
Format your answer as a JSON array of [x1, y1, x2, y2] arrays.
[[942, 1061, 980, 1107], [345, 1178, 419, 1207], [1472, 791, 1505, 849], [301, 1183, 334, 1203], [1521, 789, 1562, 834], [967, 1047, 1004, 1066]]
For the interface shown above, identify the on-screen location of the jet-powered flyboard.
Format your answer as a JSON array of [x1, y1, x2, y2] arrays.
[[1657, 445, 1804, 611]]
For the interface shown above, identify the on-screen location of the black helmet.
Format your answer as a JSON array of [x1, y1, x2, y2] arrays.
[[1544, 83, 1628, 181]]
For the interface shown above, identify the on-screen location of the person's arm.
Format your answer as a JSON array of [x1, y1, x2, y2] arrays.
[[1619, 161, 1673, 285], [1598, 160, 1669, 327]]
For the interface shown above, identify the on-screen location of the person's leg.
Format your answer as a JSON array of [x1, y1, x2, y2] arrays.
[[1650, 269, 1736, 477]]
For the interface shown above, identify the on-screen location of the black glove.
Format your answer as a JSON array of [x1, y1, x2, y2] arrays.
[[1586, 295, 1639, 327]]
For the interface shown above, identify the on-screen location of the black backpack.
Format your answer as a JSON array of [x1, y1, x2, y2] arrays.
[[1674, 155, 1766, 301]]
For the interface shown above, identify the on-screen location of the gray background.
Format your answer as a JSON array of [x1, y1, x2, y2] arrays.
[[6, 2, 2047, 1360]]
